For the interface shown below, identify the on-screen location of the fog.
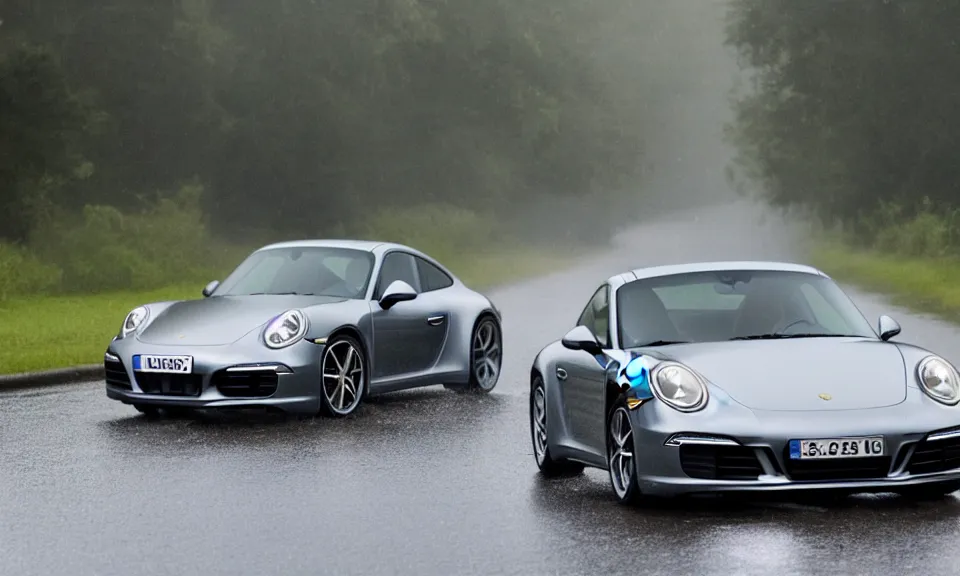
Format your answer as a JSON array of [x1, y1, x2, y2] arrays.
[[1, 0, 811, 299]]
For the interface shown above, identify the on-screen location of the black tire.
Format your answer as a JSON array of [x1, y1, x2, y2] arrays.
[[447, 315, 502, 394], [898, 480, 960, 501], [607, 398, 643, 504], [531, 374, 584, 477], [319, 334, 367, 418], [133, 404, 160, 418]]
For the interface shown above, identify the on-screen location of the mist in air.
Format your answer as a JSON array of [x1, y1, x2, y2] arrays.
[[1, 0, 803, 295]]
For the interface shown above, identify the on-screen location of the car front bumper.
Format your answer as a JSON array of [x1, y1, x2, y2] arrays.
[[103, 336, 322, 415], [629, 392, 960, 498]]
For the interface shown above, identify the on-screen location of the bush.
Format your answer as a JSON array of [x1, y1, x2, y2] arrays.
[[0, 243, 62, 301], [361, 204, 499, 264]]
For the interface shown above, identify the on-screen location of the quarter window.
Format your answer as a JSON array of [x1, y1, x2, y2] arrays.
[[578, 285, 610, 347], [416, 257, 454, 292]]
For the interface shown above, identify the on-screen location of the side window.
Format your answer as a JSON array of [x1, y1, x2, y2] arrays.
[[578, 285, 610, 347], [415, 257, 454, 292], [374, 252, 421, 299]]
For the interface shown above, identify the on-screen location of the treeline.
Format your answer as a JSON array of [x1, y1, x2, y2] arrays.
[[725, 0, 960, 256], [0, 1, 669, 245]]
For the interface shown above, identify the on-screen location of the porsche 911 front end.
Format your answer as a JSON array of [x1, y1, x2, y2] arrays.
[[627, 386, 960, 498], [104, 326, 324, 415]]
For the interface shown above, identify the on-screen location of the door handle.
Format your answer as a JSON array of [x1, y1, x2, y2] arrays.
[[556, 367, 568, 381], [427, 315, 445, 326]]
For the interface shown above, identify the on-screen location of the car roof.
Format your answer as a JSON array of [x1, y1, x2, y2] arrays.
[[610, 260, 827, 284], [255, 239, 411, 253]]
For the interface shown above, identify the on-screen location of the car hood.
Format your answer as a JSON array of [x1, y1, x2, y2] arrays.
[[645, 338, 907, 412], [137, 295, 347, 346]]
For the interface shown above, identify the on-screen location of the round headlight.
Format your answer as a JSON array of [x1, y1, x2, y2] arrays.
[[120, 306, 149, 338], [918, 356, 960, 405], [650, 361, 708, 412], [264, 310, 307, 349]]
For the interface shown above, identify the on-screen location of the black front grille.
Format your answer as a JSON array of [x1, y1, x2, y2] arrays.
[[212, 370, 278, 398], [679, 445, 764, 480], [907, 437, 960, 475], [135, 373, 203, 397], [782, 447, 891, 481], [104, 358, 132, 389]]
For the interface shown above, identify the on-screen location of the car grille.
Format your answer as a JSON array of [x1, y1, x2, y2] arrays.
[[212, 370, 279, 398], [679, 445, 764, 480], [907, 437, 960, 475], [104, 358, 132, 390], [135, 373, 203, 397], [781, 447, 891, 481]]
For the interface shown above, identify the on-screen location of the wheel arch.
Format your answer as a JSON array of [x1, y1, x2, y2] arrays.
[[323, 324, 371, 375]]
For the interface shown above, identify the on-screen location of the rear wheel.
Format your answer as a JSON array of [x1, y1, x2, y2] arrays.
[[531, 374, 584, 477], [446, 315, 502, 394], [319, 335, 367, 417]]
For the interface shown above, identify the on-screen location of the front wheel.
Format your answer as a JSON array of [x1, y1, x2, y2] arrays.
[[319, 335, 367, 417], [608, 402, 643, 504], [531, 375, 584, 477]]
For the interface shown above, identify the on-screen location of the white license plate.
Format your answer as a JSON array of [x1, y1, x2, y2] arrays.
[[788, 436, 884, 460], [134, 355, 193, 374]]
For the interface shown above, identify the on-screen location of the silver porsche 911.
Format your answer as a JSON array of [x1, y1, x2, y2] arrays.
[[104, 240, 502, 417], [529, 261, 960, 503]]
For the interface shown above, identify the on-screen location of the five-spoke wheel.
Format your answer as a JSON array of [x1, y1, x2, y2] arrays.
[[608, 404, 641, 503], [467, 316, 502, 392], [320, 335, 366, 417]]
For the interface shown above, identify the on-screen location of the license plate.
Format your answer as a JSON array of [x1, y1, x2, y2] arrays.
[[133, 355, 193, 374], [789, 436, 884, 460]]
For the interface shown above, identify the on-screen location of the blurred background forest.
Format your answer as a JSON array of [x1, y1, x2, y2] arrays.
[[0, 0, 734, 297], [725, 0, 960, 259], [4, 0, 958, 301]]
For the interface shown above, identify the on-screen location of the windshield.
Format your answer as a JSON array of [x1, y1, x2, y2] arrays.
[[616, 270, 876, 347], [213, 246, 375, 299]]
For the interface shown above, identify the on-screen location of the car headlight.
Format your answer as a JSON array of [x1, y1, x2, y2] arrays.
[[120, 306, 149, 338], [650, 361, 708, 412], [917, 355, 960, 406], [263, 310, 308, 349]]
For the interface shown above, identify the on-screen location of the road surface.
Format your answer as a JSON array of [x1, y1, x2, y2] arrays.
[[3, 203, 960, 576]]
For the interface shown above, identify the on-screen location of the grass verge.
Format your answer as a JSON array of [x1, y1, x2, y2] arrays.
[[0, 246, 578, 375], [810, 241, 960, 322]]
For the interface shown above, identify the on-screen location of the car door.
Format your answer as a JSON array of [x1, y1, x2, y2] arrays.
[[369, 251, 448, 381], [556, 284, 611, 458]]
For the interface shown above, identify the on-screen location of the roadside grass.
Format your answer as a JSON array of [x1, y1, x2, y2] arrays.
[[810, 241, 960, 323], [0, 246, 577, 375]]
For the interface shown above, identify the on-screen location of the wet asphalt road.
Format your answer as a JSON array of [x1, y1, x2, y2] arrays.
[[5, 203, 960, 576]]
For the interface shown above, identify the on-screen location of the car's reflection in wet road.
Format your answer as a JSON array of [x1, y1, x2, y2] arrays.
[[4, 204, 960, 576]]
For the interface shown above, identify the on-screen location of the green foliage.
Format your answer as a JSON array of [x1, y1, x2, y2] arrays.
[[0, 243, 62, 300], [725, 0, 960, 228], [1, 0, 671, 245]]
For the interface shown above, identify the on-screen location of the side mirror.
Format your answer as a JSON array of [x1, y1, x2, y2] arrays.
[[878, 314, 901, 341], [379, 280, 417, 310], [561, 325, 603, 356], [202, 280, 220, 297]]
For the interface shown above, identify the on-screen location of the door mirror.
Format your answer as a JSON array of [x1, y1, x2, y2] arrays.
[[379, 280, 418, 310], [561, 325, 603, 356], [202, 280, 220, 297], [878, 314, 901, 341]]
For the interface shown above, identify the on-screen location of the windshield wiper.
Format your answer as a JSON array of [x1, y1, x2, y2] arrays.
[[634, 340, 691, 347], [730, 333, 860, 341]]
